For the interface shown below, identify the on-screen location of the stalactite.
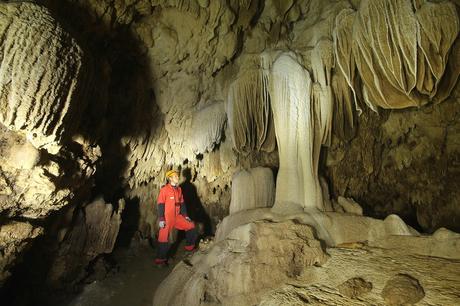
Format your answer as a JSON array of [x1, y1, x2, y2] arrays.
[[415, 1, 459, 99], [311, 40, 334, 147], [188, 101, 227, 155], [332, 71, 355, 140], [227, 64, 276, 155], [333, 8, 362, 115], [340, 0, 459, 111]]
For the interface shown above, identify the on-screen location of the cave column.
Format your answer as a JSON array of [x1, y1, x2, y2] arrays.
[[270, 53, 324, 213]]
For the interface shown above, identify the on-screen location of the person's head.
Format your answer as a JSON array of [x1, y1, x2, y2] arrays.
[[166, 169, 179, 186]]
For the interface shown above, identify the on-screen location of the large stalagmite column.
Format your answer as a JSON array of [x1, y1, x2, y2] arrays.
[[270, 53, 324, 213]]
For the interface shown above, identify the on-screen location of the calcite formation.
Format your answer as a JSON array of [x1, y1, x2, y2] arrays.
[[336, 0, 459, 110], [0, 222, 43, 286], [1, 0, 460, 300], [155, 209, 460, 306], [47, 198, 123, 287], [229, 167, 274, 214], [0, 2, 96, 286], [0, 2, 89, 154]]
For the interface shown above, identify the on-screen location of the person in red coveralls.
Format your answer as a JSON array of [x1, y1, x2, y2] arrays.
[[154, 169, 197, 266]]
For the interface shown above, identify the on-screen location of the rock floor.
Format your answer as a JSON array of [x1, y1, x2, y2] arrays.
[[64, 242, 189, 306]]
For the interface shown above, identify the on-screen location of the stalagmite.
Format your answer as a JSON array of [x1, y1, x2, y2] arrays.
[[229, 167, 275, 214], [270, 53, 323, 212]]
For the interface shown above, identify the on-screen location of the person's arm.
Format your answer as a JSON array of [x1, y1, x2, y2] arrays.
[[157, 188, 166, 223], [179, 202, 188, 216], [178, 189, 191, 221]]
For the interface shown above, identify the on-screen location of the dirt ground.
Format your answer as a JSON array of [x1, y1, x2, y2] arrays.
[[64, 242, 189, 306]]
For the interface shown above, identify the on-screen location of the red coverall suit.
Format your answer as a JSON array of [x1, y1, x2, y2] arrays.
[[155, 183, 197, 264]]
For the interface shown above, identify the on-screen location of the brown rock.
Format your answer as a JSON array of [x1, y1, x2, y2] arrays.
[[382, 274, 425, 305], [338, 277, 373, 298]]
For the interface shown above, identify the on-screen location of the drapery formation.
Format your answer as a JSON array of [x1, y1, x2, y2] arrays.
[[226, 0, 459, 214], [227, 63, 276, 155], [335, 0, 459, 110]]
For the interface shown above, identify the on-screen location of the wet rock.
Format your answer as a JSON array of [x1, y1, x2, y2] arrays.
[[381, 274, 425, 305]]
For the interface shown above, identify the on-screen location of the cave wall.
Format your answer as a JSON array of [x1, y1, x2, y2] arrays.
[[326, 86, 460, 233], [1, 0, 460, 295]]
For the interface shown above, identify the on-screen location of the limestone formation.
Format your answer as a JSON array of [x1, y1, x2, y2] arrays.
[[229, 167, 275, 214], [227, 60, 276, 155], [0, 0, 460, 302], [338, 277, 373, 299], [188, 101, 227, 155], [0, 2, 89, 154], [0, 124, 99, 220], [337, 196, 363, 215], [155, 210, 460, 305], [47, 197, 123, 286], [336, 0, 460, 110], [270, 53, 324, 213], [381, 274, 425, 305], [153, 221, 328, 306], [0, 222, 43, 286]]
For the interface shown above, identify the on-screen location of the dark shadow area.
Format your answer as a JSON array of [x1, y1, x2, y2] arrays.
[[0, 205, 80, 306], [180, 168, 213, 237], [0, 1, 163, 305], [114, 197, 141, 248]]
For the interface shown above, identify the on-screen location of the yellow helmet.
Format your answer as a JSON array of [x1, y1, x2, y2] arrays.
[[165, 169, 179, 178]]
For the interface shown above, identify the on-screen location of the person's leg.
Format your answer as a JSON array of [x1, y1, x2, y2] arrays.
[[155, 224, 171, 264], [175, 215, 197, 251]]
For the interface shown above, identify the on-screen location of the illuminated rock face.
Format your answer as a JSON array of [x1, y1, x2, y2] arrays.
[[154, 210, 460, 306], [0, 2, 89, 154], [229, 167, 275, 214], [0, 2, 97, 286], [1, 0, 460, 297]]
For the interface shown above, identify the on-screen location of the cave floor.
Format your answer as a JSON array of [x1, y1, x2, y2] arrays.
[[64, 242, 188, 306]]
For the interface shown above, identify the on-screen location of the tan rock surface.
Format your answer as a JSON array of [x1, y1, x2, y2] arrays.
[[47, 197, 123, 286], [153, 220, 328, 306], [0, 222, 43, 286], [0, 2, 89, 154], [229, 167, 275, 214], [156, 210, 460, 305]]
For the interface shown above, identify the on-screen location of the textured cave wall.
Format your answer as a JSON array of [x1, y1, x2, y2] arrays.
[[1, 0, 459, 299], [29, 0, 460, 237], [326, 86, 460, 233], [0, 2, 122, 295]]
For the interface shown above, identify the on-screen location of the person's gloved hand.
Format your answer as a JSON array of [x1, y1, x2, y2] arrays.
[[185, 216, 192, 222], [159, 220, 166, 228]]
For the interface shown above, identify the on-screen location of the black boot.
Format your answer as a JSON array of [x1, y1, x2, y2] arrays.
[[155, 242, 170, 266], [184, 228, 197, 251]]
